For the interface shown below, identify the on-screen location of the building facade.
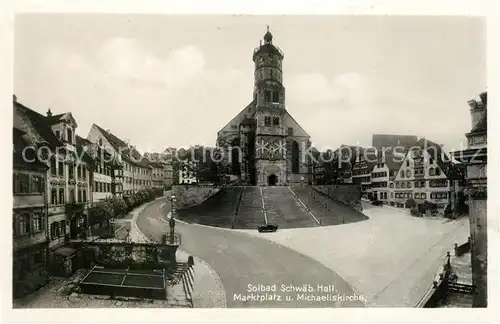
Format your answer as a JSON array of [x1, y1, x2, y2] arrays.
[[452, 92, 487, 307], [392, 138, 464, 213], [87, 124, 154, 195], [12, 128, 50, 298], [217, 28, 312, 186], [14, 98, 92, 278]]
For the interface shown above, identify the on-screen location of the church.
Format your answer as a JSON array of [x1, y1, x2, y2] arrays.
[[217, 28, 312, 186]]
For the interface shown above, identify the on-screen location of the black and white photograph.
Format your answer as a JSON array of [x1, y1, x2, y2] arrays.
[[6, 7, 495, 319]]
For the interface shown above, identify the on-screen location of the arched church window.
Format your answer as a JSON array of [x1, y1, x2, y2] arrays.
[[292, 141, 300, 173], [231, 147, 240, 176]]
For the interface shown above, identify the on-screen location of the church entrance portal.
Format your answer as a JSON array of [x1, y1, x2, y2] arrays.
[[268, 174, 278, 186]]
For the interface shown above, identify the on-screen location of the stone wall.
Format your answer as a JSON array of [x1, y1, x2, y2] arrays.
[[312, 185, 362, 211], [76, 241, 178, 269], [172, 185, 221, 210]]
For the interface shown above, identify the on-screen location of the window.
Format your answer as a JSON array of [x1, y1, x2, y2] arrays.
[[68, 165, 74, 179], [272, 91, 280, 103], [78, 189, 82, 202], [32, 213, 43, 232], [265, 116, 272, 126], [51, 188, 58, 205], [429, 157, 434, 164], [291, 141, 300, 173], [406, 169, 411, 178], [272, 117, 280, 125], [390, 183, 394, 188], [55, 130, 61, 139], [67, 128, 73, 142], [77, 165, 81, 179], [19, 213, 30, 235], [400, 171, 405, 179], [58, 161, 64, 177], [429, 168, 435, 176], [69, 188, 75, 203], [60, 221, 66, 236], [82, 190, 87, 202], [435, 168, 441, 176], [396, 182, 401, 189], [407, 182, 412, 189], [59, 188, 65, 204], [406, 160, 409, 167], [421, 193, 426, 199], [51, 159, 57, 175], [287, 127, 294, 136], [264, 90, 271, 102], [82, 167, 86, 180]]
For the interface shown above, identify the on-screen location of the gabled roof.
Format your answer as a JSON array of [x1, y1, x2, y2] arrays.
[[218, 101, 255, 134], [470, 110, 487, 134], [415, 138, 463, 180], [372, 134, 419, 149], [285, 110, 311, 138], [13, 127, 48, 171], [14, 101, 64, 149], [93, 123, 128, 152], [45, 113, 65, 125]]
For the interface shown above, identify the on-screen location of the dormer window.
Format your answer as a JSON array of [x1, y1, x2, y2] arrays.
[[55, 130, 61, 139], [98, 138, 103, 147]]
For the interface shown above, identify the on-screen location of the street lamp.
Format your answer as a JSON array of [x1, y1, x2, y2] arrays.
[[169, 194, 177, 244]]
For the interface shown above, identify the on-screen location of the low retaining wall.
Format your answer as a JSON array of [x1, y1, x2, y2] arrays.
[[312, 185, 362, 211], [73, 241, 179, 269], [173, 185, 221, 210]]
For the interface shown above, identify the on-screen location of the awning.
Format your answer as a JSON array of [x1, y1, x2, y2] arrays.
[[53, 246, 78, 257]]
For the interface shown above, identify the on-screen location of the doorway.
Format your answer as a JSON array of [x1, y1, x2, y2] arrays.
[[268, 174, 277, 186]]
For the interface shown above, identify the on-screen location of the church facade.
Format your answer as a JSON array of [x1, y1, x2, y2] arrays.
[[217, 28, 312, 186]]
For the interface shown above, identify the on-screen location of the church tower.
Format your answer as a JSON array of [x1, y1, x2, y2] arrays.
[[252, 27, 287, 186]]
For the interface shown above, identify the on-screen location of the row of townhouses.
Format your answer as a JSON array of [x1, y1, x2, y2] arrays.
[[12, 96, 173, 298], [314, 92, 486, 215]]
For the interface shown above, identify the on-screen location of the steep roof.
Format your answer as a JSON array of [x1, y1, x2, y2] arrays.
[[13, 127, 48, 171], [415, 138, 463, 180], [14, 101, 64, 149], [93, 124, 128, 152], [372, 134, 419, 149], [470, 110, 487, 133], [45, 113, 65, 125]]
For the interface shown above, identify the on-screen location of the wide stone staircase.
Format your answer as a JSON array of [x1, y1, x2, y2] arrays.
[[233, 186, 265, 229], [176, 186, 242, 228], [261, 187, 319, 229], [292, 186, 368, 225]]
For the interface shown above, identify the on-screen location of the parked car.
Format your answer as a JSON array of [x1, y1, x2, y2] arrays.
[[258, 224, 279, 233], [371, 200, 384, 206]]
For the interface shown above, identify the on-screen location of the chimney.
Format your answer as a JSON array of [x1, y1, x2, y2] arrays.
[[13, 94, 17, 102], [47, 108, 53, 117]]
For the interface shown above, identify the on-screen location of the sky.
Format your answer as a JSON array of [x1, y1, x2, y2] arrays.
[[14, 14, 486, 153]]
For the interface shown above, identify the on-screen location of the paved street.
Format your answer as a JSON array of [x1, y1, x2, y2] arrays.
[[238, 201, 470, 307], [136, 198, 366, 308]]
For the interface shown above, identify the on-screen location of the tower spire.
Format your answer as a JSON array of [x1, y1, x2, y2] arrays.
[[264, 26, 273, 44]]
